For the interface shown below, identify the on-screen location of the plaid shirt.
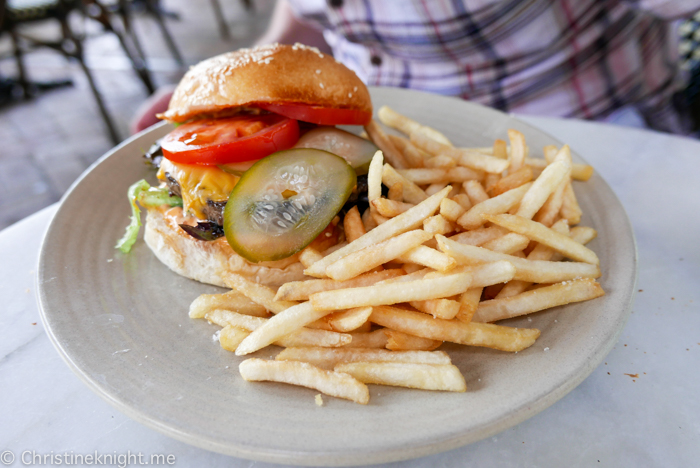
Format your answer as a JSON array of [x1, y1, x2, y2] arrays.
[[288, 0, 697, 133]]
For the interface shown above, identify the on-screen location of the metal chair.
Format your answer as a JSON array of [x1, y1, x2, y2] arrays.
[[1, 0, 157, 144]]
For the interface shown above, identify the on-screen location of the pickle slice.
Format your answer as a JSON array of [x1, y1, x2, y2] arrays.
[[224, 149, 356, 262], [294, 127, 378, 175]]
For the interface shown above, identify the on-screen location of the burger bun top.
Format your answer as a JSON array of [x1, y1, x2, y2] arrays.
[[160, 43, 372, 123]]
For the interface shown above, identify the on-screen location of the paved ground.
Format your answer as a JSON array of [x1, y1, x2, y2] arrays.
[[0, 0, 274, 230]]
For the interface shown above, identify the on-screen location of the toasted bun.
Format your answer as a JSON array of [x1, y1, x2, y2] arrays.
[[160, 43, 372, 123], [144, 207, 307, 288]]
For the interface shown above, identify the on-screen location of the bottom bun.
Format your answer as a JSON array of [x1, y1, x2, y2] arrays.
[[144, 206, 307, 288]]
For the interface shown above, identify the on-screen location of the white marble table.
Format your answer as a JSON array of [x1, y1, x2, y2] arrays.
[[1, 116, 698, 468]]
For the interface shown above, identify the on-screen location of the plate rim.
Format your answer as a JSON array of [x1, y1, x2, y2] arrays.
[[36, 87, 638, 466]]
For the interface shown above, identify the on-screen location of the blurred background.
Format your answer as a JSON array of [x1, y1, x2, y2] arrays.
[[1, 0, 700, 231], [0, 0, 274, 230]]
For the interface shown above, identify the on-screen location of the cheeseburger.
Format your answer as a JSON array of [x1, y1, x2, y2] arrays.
[[117, 43, 378, 288]]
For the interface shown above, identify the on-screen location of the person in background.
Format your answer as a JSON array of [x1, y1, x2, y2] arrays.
[[132, 0, 700, 134]]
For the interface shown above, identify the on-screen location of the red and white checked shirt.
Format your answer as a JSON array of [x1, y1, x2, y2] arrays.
[[288, 0, 699, 133]]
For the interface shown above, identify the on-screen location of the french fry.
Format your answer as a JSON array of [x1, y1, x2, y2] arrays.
[[525, 157, 594, 181], [310, 271, 473, 310], [387, 182, 403, 201], [384, 329, 443, 351], [335, 362, 466, 392], [206, 310, 352, 348], [424, 260, 516, 287], [276, 346, 451, 369], [382, 164, 428, 204], [402, 263, 425, 274], [457, 183, 532, 230], [275, 269, 404, 302], [397, 245, 456, 271], [423, 214, 455, 236], [325, 229, 432, 281], [343, 206, 366, 243], [569, 226, 597, 244], [189, 290, 268, 319], [236, 302, 338, 355], [436, 235, 601, 283], [480, 232, 530, 255], [372, 198, 415, 218], [367, 150, 384, 205], [221, 272, 297, 314], [534, 178, 567, 227], [305, 318, 335, 331], [323, 307, 373, 332], [239, 358, 370, 404], [490, 166, 533, 197], [352, 321, 373, 333], [372, 211, 390, 225], [299, 246, 324, 269], [448, 225, 508, 246], [496, 219, 569, 299], [446, 167, 484, 184], [508, 129, 526, 172], [440, 197, 467, 223], [473, 278, 605, 322], [375, 268, 430, 285], [483, 213, 599, 264], [483, 172, 501, 193], [304, 186, 451, 278], [516, 146, 572, 220], [543, 145, 558, 163], [370, 306, 540, 352], [493, 138, 508, 159], [451, 193, 472, 210], [410, 132, 510, 173], [387, 134, 426, 168], [219, 325, 251, 352], [425, 154, 457, 169], [560, 182, 583, 225], [365, 120, 409, 169], [410, 298, 461, 319], [455, 288, 482, 323], [343, 329, 389, 348], [361, 207, 378, 231], [425, 182, 449, 196], [397, 168, 449, 185], [463, 180, 490, 205], [378, 105, 452, 146]]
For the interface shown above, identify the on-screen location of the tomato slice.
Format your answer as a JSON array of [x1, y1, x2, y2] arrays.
[[258, 103, 372, 126], [161, 114, 300, 165]]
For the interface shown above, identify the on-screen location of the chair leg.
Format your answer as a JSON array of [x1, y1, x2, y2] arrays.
[[209, 0, 230, 40], [76, 56, 121, 144], [60, 16, 121, 144], [146, 0, 184, 66], [83, 1, 156, 94], [117, 0, 149, 65], [9, 29, 32, 99]]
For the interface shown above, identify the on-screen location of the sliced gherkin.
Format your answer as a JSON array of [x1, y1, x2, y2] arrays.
[[224, 149, 356, 262], [294, 127, 378, 175]]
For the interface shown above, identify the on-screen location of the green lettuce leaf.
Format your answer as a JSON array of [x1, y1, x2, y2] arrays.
[[115, 180, 183, 253]]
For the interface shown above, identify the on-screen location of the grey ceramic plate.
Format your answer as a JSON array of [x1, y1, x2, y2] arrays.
[[37, 87, 636, 466]]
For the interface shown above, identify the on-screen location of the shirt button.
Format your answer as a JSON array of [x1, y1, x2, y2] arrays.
[[329, 0, 343, 7], [371, 55, 382, 66]]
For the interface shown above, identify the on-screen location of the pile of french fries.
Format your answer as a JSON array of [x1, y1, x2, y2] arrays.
[[189, 106, 605, 405]]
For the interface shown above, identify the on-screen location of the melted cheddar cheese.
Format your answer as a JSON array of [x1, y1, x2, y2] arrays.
[[158, 159, 239, 220]]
